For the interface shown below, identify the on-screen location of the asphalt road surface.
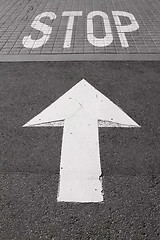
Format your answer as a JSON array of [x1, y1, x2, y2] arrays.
[[0, 61, 160, 240]]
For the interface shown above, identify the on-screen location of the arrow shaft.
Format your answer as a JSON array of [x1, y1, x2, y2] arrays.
[[57, 108, 103, 202]]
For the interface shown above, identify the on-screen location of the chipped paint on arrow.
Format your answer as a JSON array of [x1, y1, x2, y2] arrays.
[[23, 79, 140, 202]]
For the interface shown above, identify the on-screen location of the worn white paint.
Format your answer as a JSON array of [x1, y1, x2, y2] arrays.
[[58, 108, 103, 202], [22, 12, 56, 49], [62, 11, 83, 48], [22, 10, 139, 49], [112, 11, 139, 47], [87, 11, 113, 47], [23, 79, 140, 202]]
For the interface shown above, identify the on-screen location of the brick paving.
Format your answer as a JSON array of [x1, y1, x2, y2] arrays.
[[0, 0, 160, 55]]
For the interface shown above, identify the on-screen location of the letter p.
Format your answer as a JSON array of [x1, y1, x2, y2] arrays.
[[112, 11, 139, 47]]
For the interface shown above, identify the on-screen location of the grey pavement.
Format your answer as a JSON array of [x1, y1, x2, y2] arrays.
[[0, 61, 160, 240]]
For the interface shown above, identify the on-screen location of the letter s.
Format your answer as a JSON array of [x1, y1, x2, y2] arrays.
[[22, 12, 56, 49]]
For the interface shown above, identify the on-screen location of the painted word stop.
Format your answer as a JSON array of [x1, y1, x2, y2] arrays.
[[22, 11, 139, 49]]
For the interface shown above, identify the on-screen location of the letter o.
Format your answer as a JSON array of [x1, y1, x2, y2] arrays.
[[87, 11, 113, 47]]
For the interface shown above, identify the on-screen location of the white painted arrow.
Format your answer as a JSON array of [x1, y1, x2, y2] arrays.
[[23, 79, 140, 202]]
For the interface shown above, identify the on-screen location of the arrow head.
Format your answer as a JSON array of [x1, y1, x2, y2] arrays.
[[23, 79, 140, 128]]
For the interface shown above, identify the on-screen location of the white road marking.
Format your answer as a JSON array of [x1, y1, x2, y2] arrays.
[[23, 80, 140, 202], [22, 11, 139, 49], [62, 11, 83, 48], [87, 11, 113, 47], [58, 108, 103, 202], [22, 12, 56, 49], [112, 11, 139, 47]]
